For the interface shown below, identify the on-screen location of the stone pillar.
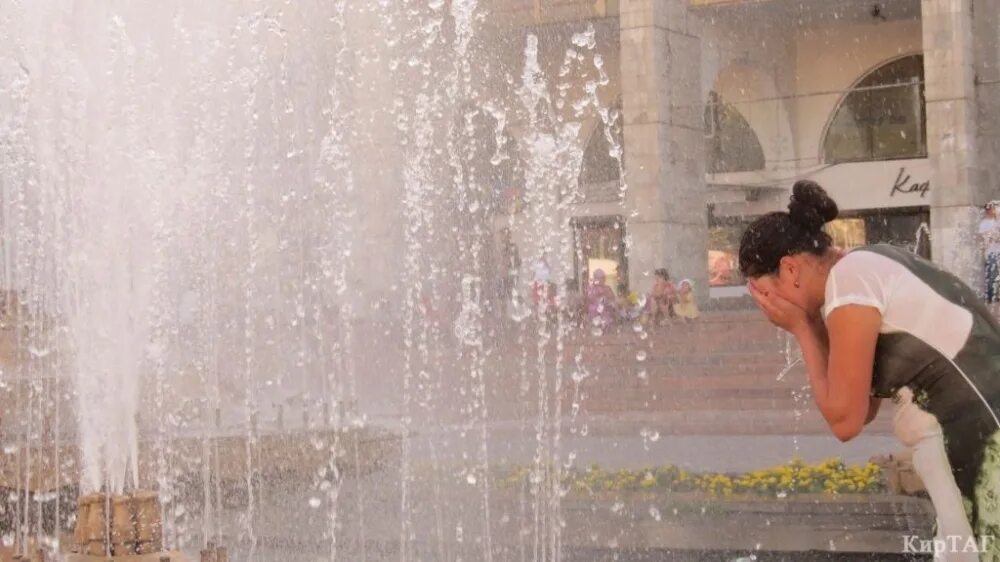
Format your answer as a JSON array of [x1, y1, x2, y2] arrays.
[[973, 0, 1000, 210], [619, 0, 708, 299], [923, 0, 984, 288]]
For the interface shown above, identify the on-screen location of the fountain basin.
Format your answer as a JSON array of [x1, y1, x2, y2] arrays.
[[64, 553, 189, 562], [0, 426, 400, 493]]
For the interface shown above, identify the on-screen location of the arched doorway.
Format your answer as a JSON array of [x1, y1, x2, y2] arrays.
[[577, 103, 624, 203], [704, 90, 766, 174]]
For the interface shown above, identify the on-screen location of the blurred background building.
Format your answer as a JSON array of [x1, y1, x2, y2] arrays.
[[487, 0, 1000, 302]]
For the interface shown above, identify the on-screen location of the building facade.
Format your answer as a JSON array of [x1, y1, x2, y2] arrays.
[[492, 0, 1000, 303]]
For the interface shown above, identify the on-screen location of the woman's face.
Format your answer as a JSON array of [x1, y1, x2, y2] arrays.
[[749, 254, 825, 315]]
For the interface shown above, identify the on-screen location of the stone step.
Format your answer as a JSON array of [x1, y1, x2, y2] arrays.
[[489, 311, 900, 438], [562, 334, 790, 362], [576, 372, 805, 393], [565, 326, 784, 351], [565, 410, 894, 436], [572, 394, 807, 414], [574, 357, 794, 373]]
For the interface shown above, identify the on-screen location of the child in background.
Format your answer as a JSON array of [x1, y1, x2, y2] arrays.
[[616, 282, 641, 323], [643, 268, 676, 326], [586, 269, 617, 329], [672, 279, 699, 320]]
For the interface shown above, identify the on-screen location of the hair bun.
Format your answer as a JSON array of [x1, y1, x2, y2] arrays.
[[787, 180, 838, 232]]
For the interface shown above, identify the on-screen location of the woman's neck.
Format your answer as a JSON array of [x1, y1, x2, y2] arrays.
[[813, 249, 845, 312]]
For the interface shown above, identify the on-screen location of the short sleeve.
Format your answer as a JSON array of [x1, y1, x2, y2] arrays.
[[823, 251, 895, 319]]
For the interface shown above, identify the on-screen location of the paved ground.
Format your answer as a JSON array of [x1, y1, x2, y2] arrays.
[[402, 418, 900, 473]]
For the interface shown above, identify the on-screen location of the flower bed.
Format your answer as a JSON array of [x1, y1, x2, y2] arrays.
[[503, 457, 885, 497]]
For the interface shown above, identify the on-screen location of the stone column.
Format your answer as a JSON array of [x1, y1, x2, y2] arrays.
[[923, 0, 984, 288], [619, 0, 708, 299], [973, 0, 1000, 215]]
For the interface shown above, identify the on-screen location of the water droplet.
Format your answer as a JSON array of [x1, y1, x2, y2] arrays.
[[636, 350, 647, 362], [611, 500, 625, 514], [776, 490, 787, 499], [466, 473, 477, 485], [308, 497, 322, 508], [637, 369, 648, 381], [27, 345, 51, 358], [649, 506, 661, 521], [564, 452, 577, 468]]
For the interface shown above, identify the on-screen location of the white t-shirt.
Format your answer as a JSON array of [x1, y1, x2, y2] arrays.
[[979, 217, 1000, 256], [823, 249, 981, 554], [822, 250, 973, 358]]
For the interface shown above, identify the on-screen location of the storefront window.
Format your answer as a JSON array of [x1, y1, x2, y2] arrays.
[[823, 55, 926, 164], [707, 207, 931, 289], [707, 209, 752, 287], [573, 216, 627, 290], [824, 217, 867, 250], [825, 207, 931, 259]]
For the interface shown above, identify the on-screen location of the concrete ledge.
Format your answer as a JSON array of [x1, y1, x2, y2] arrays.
[[559, 493, 935, 554], [65, 553, 190, 562]]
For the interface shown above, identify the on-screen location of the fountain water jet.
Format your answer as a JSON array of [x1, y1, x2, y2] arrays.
[[0, 1, 634, 560]]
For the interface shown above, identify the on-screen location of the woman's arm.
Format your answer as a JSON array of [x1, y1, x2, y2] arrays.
[[792, 305, 881, 441], [865, 396, 882, 425], [748, 282, 881, 442]]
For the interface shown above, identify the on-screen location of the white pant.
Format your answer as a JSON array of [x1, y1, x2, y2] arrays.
[[895, 387, 980, 562]]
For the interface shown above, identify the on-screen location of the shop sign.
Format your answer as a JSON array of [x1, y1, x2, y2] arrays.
[[890, 166, 930, 198]]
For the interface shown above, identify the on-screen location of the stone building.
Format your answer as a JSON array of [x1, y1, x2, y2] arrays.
[[488, 0, 1000, 302]]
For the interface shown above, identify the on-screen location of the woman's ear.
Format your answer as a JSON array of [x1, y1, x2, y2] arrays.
[[778, 255, 804, 289], [778, 255, 795, 279]]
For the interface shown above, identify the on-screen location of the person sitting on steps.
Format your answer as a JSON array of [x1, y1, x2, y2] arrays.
[[643, 268, 676, 326]]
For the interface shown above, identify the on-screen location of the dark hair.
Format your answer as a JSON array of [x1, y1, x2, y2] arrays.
[[739, 180, 839, 278], [654, 268, 670, 281]]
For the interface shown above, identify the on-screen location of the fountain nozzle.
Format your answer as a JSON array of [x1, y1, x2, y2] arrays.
[[65, 491, 190, 562]]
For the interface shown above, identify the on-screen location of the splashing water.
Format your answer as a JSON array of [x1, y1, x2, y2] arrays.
[[0, 1, 908, 561]]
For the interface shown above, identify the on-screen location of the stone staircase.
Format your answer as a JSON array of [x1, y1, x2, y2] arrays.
[[555, 310, 894, 435]]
